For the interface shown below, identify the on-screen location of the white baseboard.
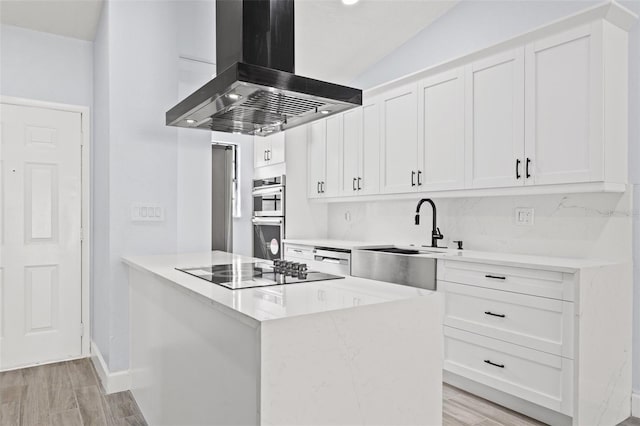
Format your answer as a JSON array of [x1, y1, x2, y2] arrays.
[[90, 341, 131, 394], [632, 392, 640, 418]]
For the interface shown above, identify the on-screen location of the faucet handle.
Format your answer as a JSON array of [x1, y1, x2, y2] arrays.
[[433, 227, 444, 239]]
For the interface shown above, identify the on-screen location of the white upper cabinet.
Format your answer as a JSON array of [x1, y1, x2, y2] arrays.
[[254, 132, 285, 168], [524, 24, 603, 185], [254, 136, 269, 168], [339, 100, 381, 196], [342, 108, 362, 195], [380, 83, 419, 194], [466, 49, 525, 189], [324, 114, 343, 197], [307, 120, 327, 198], [361, 98, 381, 195], [418, 68, 466, 191], [305, 7, 631, 200], [269, 132, 286, 165]]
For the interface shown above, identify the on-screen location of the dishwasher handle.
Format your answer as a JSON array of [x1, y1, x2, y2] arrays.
[[314, 255, 349, 265]]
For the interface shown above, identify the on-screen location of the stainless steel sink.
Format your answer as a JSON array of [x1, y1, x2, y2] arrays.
[[351, 247, 437, 290]]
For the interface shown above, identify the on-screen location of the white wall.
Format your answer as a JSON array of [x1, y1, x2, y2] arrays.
[[348, 0, 640, 396], [0, 25, 93, 107], [329, 191, 632, 260], [92, 0, 254, 372], [92, 0, 112, 367], [353, 1, 598, 90]]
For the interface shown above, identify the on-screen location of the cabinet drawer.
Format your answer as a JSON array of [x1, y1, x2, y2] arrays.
[[444, 327, 573, 415], [440, 281, 574, 358], [284, 244, 315, 261], [437, 260, 574, 301]]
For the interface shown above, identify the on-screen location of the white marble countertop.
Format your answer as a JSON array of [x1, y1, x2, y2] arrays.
[[283, 238, 623, 273], [123, 251, 437, 324]]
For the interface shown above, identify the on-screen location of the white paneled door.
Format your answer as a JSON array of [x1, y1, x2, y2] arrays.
[[1, 103, 83, 370]]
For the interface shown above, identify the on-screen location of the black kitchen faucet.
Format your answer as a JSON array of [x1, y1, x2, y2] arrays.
[[415, 198, 444, 248]]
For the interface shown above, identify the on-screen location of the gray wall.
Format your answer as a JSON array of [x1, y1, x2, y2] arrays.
[[352, 0, 640, 394]]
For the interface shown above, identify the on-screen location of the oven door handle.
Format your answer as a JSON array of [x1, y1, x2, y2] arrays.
[[252, 217, 283, 225], [252, 185, 284, 197]]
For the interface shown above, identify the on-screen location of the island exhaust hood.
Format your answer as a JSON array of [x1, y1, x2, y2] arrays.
[[166, 0, 362, 136]]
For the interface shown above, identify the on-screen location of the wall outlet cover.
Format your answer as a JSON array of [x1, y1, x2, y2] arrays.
[[514, 207, 534, 226], [132, 203, 165, 222]]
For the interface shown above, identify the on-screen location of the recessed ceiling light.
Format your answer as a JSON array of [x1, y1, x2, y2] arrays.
[[227, 93, 241, 100], [320, 110, 330, 115], [185, 119, 197, 125], [342, 0, 359, 5]]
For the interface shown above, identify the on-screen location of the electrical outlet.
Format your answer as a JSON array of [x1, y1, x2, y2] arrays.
[[515, 207, 534, 226]]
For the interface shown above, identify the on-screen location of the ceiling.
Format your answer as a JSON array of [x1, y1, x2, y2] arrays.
[[295, 0, 457, 85], [0, 0, 104, 41], [0, 0, 457, 84]]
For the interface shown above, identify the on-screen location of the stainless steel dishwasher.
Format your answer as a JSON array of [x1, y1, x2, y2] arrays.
[[284, 245, 351, 276], [351, 247, 437, 290]]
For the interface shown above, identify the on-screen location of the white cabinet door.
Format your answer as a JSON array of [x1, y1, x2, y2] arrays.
[[418, 68, 465, 191], [525, 25, 603, 185], [342, 108, 361, 195], [308, 121, 326, 198], [380, 83, 419, 194], [325, 114, 343, 197], [266, 132, 285, 165], [361, 98, 380, 195], [254, 136, 269, 168], [466, 49, 525, 189]]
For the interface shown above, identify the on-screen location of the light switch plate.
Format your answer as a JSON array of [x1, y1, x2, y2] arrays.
[[132, 203, 165, 222], [515, 207, 534, 226]]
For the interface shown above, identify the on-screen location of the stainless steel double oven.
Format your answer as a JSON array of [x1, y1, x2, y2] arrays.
[[252, 175, 285, 260]]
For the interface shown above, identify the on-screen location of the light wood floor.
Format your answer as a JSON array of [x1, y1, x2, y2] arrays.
[[444, 383, 639, 426], [1, 359, 639, 426], [0, 358, 145, 425]]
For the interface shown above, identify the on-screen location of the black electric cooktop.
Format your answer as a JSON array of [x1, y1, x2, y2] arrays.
[[176, 262, 344, 290]]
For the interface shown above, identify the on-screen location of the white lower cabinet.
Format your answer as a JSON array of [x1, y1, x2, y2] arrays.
[[438, 258, 632, 425], [440, 281, 574, 358], [444, 327, 574, 416]]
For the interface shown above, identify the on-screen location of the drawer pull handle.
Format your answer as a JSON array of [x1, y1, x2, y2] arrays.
[[485, 274, 506, 280], [484, 311, 506, 318], [484, 360, 505, 369], [293, 249, 303, 253]]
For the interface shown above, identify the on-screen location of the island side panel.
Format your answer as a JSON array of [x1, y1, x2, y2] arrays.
[[129, 268, 261, 426], [260, 294, 443, 426], [574, 262, 632, 426]]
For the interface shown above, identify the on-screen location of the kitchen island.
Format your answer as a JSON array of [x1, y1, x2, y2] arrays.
[[124, 251, 443, 426]]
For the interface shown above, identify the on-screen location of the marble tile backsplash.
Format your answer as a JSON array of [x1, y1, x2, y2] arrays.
[[328, 186, 635, 261]]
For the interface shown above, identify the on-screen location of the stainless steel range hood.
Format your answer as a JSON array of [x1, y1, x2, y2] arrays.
[[166, 0, 362, 137]]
